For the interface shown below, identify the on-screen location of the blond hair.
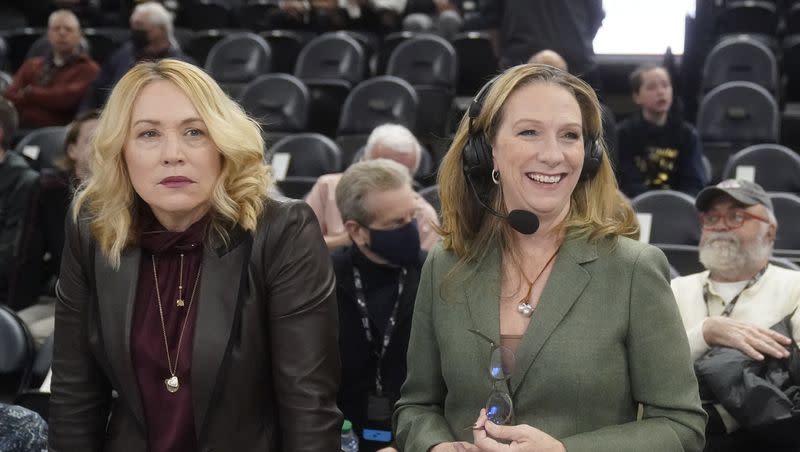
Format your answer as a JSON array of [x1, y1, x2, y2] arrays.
[[438, 64, 638, 266], [74, 59, 270, 268]]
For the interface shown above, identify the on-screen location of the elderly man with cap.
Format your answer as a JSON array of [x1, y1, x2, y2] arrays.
[[671, 179, 800, 441]]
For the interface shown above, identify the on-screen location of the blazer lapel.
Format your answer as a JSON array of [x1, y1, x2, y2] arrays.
[[464, 244, 502, 349], [95, 247, 146, 428], [510, 235, 597, 394], [191, 229, 251, 436]]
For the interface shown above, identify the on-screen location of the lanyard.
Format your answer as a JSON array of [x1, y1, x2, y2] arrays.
[[352, 265, 406, 396], [702, 266, 768, 317]]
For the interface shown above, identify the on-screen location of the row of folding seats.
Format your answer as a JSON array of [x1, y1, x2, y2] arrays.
[[716, 0, 800, 37]]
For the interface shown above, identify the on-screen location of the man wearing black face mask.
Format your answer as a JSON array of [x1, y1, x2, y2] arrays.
[[332, 159, 428, 452], [79, 1, 195, 111]]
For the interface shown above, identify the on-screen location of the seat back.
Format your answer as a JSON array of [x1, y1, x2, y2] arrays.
[[260, 29, 316, 74], [179, 0, 232, 30], [703, 35, 777, 93], [451, 32, 499, 96], [205, 32, 271, 84], [240, 73, 309, 132], [418, 185, 440, 215], [1, 27, 44, 72], [387, 34, 457, 88], [187, 29, 230, 67], [294, 33, 365, 86], [770, 193, 800, 251], [722, 144, 800, 194], [632, 190, 700, 245], [697, 81, 778, 143], [377, 31, 416, 75], [0, 305, 35, 399], [14, 126, 68, 172], [717, 0, 778, 35], [0, 71, 11, 93], [270, 133, 342, 177], [337, 76, 418, 135]]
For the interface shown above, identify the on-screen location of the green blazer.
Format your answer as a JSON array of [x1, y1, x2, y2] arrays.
[[393, 233, 706, 452]]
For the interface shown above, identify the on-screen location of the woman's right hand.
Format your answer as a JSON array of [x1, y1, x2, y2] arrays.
[[431, 442, 480, 452]]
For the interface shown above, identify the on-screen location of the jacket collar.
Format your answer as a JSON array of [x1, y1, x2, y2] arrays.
[[463, 233, 599, 394], [94, 223, 251, 437]]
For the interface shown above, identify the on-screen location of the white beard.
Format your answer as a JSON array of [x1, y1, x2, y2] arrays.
[[699, 231, 772, 278]]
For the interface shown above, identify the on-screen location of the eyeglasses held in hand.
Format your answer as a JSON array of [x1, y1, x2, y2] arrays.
[[467, 328, 516, 425], [698, 209, 770, 230]]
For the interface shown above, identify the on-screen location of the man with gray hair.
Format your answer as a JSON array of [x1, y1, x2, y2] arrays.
[[333, 159, 425, 452], [80, 1, 195, 110], [305, 123, 439, 251], [671, 179, 800, 442]]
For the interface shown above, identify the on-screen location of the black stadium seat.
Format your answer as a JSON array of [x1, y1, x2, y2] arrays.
[[0, 28, 45, 72], [240, 73, 309, 131], [698, 81, 778, 143], [14, 126, 68, 172], [698, 81, 779, 181], [722, 144, 800, 195], [295, 32, 366, 136], [0, 305, 35, 401], [376, 31, 417, 75], [336, 76, 419, 165], [387, 35, 457, 143], [632, 190, 700, 246], [179, 0, 232, 30], [717, 0, 778, 36], [239, 0, 280, 31], [259, 29, 316, 74], [451, 32, 499, 97], [702, 35, 777, 94], [205, 32, 272, 99], [186, 29, 232, 67], [239, 73, 309, 148], [770, 193, 800, 251], [270, 133, 342, 177], [0, 71, 11, 93]]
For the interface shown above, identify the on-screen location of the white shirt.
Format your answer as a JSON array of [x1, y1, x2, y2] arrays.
[[671, 264, 800, 431], [671, 264, 800, 362]]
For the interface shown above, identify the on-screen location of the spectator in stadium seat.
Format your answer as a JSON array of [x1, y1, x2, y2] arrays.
[[481, 0, 604, 74], [49, 59, 341, 451], [3, 9, 100, 128], [528, 51, 619, 170], [305, 123, 440, 251], [671, 179, 800, 446], [333, 159, 426, 452], [617, 64, 707, 198], [79, 1, 195, 111], [17, 110, 101, 350], [0, 100, 40, 309]]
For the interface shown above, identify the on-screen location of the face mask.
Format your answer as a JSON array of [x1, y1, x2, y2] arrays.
[[131, 28, 150, 52], [366, 219, 421, 267]]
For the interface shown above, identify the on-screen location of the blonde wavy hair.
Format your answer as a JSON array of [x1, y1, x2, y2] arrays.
[[438, 64, 638, 266], [74, 59, 270, 268]]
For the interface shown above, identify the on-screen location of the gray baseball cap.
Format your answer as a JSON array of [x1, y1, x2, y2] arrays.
[[695, 179, 773, 213]]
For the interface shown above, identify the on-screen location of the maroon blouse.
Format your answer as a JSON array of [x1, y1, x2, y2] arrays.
[[131, 211, 207, 452]]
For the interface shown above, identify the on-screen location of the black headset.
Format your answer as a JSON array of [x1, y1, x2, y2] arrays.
[[461, 75, 603, 182]]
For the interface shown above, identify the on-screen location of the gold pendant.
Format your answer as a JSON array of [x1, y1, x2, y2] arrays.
[[176, 298, 185, 307], [165, 376, 179, 393]]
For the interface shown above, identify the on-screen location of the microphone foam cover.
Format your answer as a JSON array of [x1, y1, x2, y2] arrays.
[[507, 210, 540, 235]]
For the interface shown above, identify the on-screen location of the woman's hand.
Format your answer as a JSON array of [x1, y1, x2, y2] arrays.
[[431, 442, 481, 452], [471, 409, 566, 452]]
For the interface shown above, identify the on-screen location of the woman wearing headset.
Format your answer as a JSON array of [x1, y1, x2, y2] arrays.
[[393, 64, 706, 452]]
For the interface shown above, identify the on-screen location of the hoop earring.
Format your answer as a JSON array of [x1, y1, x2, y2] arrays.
[[491, 169, 500, 185]]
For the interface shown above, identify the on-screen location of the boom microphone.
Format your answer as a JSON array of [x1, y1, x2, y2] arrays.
[[464, 170, 540, 235]]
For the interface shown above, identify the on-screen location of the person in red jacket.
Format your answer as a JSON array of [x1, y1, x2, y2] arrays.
[[4, 10, 100, 128]]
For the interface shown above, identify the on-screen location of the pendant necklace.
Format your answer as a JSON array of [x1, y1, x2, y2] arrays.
[[152, 254, 202, 393], [514, 247, 560, 318]]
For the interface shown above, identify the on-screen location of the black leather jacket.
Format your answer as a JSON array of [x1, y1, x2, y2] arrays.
[[49, 199, 343, 452]]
